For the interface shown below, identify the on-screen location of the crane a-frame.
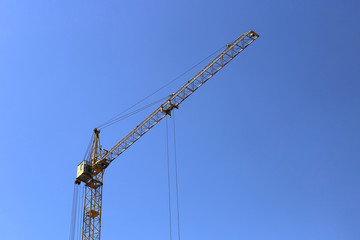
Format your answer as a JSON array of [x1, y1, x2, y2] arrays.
[[74, 30, 259, 240]]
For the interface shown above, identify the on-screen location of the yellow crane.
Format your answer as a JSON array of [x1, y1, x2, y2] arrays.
[[74, 30, 259, 240]]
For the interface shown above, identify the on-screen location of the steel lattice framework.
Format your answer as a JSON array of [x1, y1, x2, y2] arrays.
[[77, 30, 259, 240]]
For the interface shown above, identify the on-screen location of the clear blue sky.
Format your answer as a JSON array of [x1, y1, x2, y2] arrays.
[[1, 1, 359, 239]]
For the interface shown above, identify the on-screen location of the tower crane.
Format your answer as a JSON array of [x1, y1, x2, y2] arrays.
[[74, 30, 259, 240]]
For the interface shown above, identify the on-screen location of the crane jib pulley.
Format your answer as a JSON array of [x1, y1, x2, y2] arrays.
[[75, 30, 259, 240]]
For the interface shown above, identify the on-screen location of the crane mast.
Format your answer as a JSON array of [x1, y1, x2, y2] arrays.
[[75, 30, 259, 240]]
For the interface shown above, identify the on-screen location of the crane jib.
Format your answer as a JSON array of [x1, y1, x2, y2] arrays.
[[75, 30, 259, 240], [92, 30, 259, 174]]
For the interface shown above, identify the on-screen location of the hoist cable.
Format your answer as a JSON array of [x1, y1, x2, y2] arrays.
[[76, 184, 82, 240], [69, 184, 79, 240], [75, 185, 79, 240], [96, 44, 225, 130], [74, 185, 78, 240], [83, 133, 94, 161], [69, 184, 75, 240], [166, 116, 173, 240], [172, 111, 181, 240], [98, 96, 169, 129], [81, 185, 85, 240], [77, 184, 84, 240]]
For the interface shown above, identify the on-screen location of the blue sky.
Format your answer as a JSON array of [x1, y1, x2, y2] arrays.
[[1, 1, 359, 239]]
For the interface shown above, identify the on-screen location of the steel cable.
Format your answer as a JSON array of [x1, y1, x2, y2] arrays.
[[166, 116, 173, 240], [83, 133, 94, 161], [69, 184, 78, 240], [96, 45, 225, 130], [77, 184, 84, 240], [69, 185, 75, 240], [98, 96, 169, 129], [74, 185, 78, 240], [74, 184, 79, 240], [172, 111, 181, 240]]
